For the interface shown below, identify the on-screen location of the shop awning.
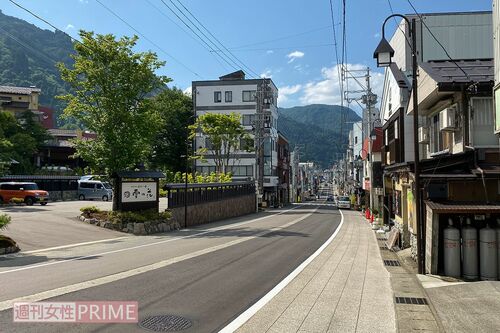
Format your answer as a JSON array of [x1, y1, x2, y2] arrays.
[[425, 201, 500, 213]]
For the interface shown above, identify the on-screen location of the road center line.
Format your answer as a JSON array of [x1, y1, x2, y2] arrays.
[[0, 208, 317, 311], [0, 205, 304, 275]]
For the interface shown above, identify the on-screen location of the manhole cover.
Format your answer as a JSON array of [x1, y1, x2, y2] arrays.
[[139, 315, 192, 332]]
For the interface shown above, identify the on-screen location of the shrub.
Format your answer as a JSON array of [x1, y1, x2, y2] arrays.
[[80, 206, 101, 215], [108, 209, 171, 225], [10, 198, 24, 205], [159, 188, 167, 197], [0, 213, 11, 230]]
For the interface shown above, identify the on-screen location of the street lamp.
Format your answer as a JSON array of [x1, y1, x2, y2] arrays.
[[374, 14, 424, 274]]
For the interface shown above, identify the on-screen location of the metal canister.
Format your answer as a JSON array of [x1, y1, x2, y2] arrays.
[[462, 218, 478, 280], [443, 218, 461, 278], [479, 224, 497, 281]]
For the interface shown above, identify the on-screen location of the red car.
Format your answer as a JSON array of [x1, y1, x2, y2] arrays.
[[0, 182, 49, 205]]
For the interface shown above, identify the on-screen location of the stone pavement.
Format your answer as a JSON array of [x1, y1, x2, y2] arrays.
[[419, 276, 500, 332], [237, 209, 396, 333]]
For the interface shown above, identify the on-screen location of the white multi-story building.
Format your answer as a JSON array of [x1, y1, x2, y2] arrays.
[[192, 70, 279, 203]]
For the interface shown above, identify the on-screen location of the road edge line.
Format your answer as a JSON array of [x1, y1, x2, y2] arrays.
[[219, 209, 345, 333]]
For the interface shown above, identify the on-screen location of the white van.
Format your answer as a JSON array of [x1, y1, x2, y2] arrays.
[[78, 180, 113, 201]]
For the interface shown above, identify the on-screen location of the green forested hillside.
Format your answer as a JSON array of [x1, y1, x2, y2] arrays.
[[0, 10, 74, 125], [278, 104, 361, 168]]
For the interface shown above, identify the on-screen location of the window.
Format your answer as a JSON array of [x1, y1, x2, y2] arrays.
[[96, 183, 103, 189], [197, 166, 217, 174], [242, 114, 255, 126], [214, 91, 221, 103], [225, 91, 232, 102], [79, 182, 95, 189], [242, 90, 256, 102], [354, 136, 358, 144], [229, 165, 253, 176], [394, 119, 399, 139]]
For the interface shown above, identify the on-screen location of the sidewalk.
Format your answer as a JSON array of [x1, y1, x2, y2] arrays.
[[237, 209, 396, 333]]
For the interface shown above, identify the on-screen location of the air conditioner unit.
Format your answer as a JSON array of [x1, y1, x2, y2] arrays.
[[439, 107, 456, 131], [418, 127, 429, 144]]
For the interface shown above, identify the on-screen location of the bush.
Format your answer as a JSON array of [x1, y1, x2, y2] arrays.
[[159, 188, 167, 197], [108, 209, 171, 225], [80, 206, 101, 215], [10, 198, 24, 205], [0, 213, 11, 230]]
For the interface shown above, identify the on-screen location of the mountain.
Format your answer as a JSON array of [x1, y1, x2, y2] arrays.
[[278, 104, 361, 168], [0, 10, 74, 125]]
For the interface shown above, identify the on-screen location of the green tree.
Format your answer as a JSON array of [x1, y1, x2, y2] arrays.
[[189, 112, 252, 174], [149, 87, 193, 172], [57, 31, 169, 177]]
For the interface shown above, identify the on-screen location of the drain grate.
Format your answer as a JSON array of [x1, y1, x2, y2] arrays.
[[379, 246, 387, 250], [395, 296, 428, 305], [139, 315, 192, 332], [377, 237, 387, 241], [383, 259, 400, 266]]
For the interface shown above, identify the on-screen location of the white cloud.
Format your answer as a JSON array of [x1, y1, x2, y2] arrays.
[[260, 69, 272, 78], [65, 24, 75, 30], [299, 64, 384, 107], [374, 32, 381, 38], [183, 86, 192, 96], [266, 50, 274, 54], [79, 0, 89, 3], [287, 50, 304, 63], [278, 84, 302, 105]]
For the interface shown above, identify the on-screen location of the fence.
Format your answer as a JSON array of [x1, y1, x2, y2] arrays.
[[164, 181, 255, 208], [0, 175, 80, 201]]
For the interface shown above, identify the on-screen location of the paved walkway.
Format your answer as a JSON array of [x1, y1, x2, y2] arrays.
[[237, 209, 396, 333]]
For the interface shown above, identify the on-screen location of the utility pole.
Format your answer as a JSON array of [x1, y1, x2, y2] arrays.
[[255, 78, 272, 208]]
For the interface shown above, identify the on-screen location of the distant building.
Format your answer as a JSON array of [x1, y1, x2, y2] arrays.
[[0, 85, 41, 117], [277, 132, 290, 206], [192, 70, 279, 205]]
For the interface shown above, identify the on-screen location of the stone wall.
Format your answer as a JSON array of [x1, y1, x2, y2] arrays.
[[410, 232, 418, 261], [169, 194, 256, 227]]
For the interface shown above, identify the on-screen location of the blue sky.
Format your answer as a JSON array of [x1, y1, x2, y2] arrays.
[[1, 0, 493, 110]]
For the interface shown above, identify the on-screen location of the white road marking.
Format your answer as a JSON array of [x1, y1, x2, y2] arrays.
[[20, 236, 131, 254], [0, 208, 316, 311], [219, 209, 344, 333], [0, 206, 305, 274]]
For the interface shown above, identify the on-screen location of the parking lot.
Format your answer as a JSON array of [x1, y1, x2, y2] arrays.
[[0, 198, 168, 252]]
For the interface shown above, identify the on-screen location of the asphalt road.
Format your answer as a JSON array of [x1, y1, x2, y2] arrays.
[[0, 199, 168, 251], [0, 204, 341, 333]]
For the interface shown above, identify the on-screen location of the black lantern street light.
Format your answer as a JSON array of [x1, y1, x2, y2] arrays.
[[374, 14, 424, 274]]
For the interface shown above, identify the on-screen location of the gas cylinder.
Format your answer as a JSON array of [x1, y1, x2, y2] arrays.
[[462, 218, 478, 280], [479, 224, 498, 281], [443, 218, 461, 278], [497, 219, 500, 280]]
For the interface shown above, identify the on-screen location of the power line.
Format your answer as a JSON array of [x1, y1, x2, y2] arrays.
[[405, 0, 470, 80], [212, 43, 336, 52], [386, 0, 412, 48], [157, 0, 240, 75], [230, 25, 332, 50], [0, 25, 60, 67], [171, 0, 260, 78], [143, 0, 231, 72], [94, 0, 202, 78]]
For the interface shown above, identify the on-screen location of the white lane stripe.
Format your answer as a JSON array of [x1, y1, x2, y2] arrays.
[[218, 210, 345, 333], [0, 206, 304, 275], [20, 237, 131, 254], [0, 209, 316, 311]]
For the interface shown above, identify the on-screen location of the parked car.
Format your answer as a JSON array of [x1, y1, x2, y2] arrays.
[[78, 180, 113, 201], [0, 182, 49, 205], [327, 195, 334, 202], [336, 196, 351, 209]]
